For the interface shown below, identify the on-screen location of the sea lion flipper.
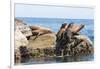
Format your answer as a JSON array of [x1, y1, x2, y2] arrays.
[[33, 33, 40, 40]]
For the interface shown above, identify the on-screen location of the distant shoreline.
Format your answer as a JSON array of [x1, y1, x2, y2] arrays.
[[15, 17, 94, 20]]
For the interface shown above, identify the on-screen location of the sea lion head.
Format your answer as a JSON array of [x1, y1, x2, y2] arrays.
[[60, 23, 67, 29]]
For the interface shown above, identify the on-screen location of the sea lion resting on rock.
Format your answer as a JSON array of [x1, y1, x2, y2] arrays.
[[74, 35, 93, 52], [56, 23, 84, 41], [74, 35, 93, 46], [29, 25, 53, 40], [69, 23, 85, 34], [30, 25, 41, 30], [56, 23, 68, 42]]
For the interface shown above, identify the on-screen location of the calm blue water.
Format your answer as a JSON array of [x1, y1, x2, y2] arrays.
[[16, 17, 94, 41]]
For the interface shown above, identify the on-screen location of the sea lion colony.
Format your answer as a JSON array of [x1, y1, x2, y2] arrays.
[[14, 19, 93, 63], [56, 23, 93, 56]]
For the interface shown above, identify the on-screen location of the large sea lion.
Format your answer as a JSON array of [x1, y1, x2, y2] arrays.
[[68, 23, 85, 34], [74, 35, 93, 46], [29, 25, 53, 40], [56, 23, 68, 42], [73, 35, 93, 54]]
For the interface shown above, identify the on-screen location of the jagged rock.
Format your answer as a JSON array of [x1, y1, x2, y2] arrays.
[[15, 18, 32, 37], [15, 49, 21, 63], [15, 29, 28, 49], [15, 19, 56, 49], [14, 19, 57, 63]]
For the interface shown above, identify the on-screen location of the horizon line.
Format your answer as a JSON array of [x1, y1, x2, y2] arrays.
[[15, 17, 94, 20]]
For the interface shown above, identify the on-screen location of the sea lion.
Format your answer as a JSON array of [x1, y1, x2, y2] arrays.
[[32, 29, 52, 40], [30, 25, 40, 30], [74, 35, 93, 46], [68, 23, 85, 33], [30, 25, 53, 40], [73, 35, 93, 54], [57, 23, 75, 44], [56, 23, 68, 41]]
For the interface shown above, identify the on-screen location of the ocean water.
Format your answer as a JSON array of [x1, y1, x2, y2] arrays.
[[16, 17, 94, 41], [17, 54, 94, 65]]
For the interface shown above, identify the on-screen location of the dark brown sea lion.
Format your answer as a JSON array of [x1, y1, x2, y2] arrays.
[[56, 23, 68, 42]]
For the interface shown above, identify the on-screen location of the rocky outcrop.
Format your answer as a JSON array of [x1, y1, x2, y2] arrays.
[[15, 28, 28, 49], [14, 19, 56, 63], [15, 18, 56, 49], [15, 18, 32, 37], [15, 18, 32, 49]]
